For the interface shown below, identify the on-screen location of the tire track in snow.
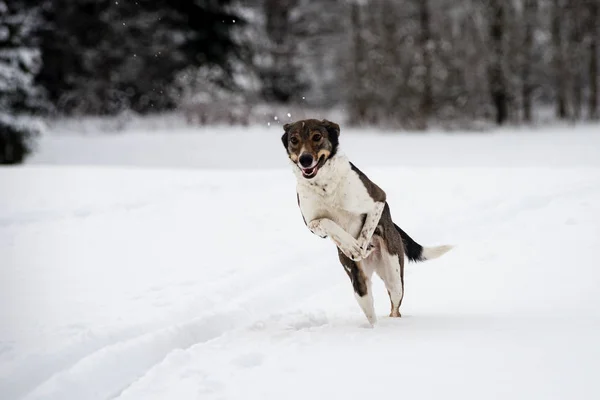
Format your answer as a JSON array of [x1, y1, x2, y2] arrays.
[[20, 248, 339, 400], [114, 311, 337, 400], [4, 255, 285, 400], [22, 311, 245, 400], [4, 218, 298, 399]]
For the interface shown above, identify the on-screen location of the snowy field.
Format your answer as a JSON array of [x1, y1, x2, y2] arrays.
[[2, 123, 600, 400]]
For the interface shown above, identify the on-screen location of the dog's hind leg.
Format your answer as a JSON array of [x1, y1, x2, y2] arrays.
[[386, 255, 404, 318], [338, 249, 377, 326], [374, 244, 404, 318]]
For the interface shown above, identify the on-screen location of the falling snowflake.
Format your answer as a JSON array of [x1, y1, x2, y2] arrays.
[[274, 116, 278, 121], [287, 113, 291, 118]]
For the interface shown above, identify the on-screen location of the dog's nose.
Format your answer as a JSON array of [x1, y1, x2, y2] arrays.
[[299, 154, 314, 168]]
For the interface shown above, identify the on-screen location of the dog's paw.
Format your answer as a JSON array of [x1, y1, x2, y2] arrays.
[[337, 238, 363, 262], [360, 322, 376, 329], [357, 238, 375, 259], [363, 313, 377, 327], [307, 220, 327, 238], [361, 245, 374, 259]]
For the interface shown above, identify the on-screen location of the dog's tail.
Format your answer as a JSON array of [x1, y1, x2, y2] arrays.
[[394, 224, 453, 262]]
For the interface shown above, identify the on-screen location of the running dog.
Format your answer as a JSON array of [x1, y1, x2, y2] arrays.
[[281, 119, 452, 325]]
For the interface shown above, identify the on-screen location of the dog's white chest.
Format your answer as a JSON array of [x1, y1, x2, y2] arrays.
[[295, 154, 376, 238]]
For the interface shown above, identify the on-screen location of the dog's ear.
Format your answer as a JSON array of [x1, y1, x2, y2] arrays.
[[281, 123, 291, 149], [321, 119, 340, 137]]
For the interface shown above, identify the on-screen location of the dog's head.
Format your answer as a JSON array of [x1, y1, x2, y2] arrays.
[[281, 119, 340, 179]]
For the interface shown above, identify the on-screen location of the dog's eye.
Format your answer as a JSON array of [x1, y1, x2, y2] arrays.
[[290, 137, 299, 145], [312, 134, 322, 141]]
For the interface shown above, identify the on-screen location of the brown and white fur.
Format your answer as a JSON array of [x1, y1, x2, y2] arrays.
[[281, 119, 452, 326]]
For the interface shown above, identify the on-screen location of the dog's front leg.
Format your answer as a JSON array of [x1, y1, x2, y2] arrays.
[[308, 218, 363, 261], [357, 202, 385, 257]]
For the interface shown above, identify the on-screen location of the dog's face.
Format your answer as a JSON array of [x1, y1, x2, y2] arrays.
[[281, 119, 340, 179]]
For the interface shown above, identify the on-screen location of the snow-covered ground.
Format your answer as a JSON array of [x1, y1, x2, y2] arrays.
[[2, 123, 600, 400]]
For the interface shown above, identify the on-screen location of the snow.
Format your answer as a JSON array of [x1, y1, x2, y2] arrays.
[[2, 123, 600, 400], [28, 123, 600, 169]]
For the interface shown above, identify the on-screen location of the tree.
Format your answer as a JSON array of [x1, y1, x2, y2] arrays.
[[588, 0, 599, 120], [552, 0, 568, 119], [418, 0, 433, 129], [0, 117, 41, 164], [487, 0, 508, 125], [347, 1, 369, 124], [37, 0, 245, 115], [522, 0, 538, 122], [567, 3, 585, 120], [256, 0, 308, 103], [0, 0, 47, 164], [36, 0, 111, 114]]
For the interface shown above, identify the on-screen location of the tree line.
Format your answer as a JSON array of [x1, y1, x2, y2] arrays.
[[300, 0, 599, 128], [1, 0, 599, 162], [1, 0, 242, 162]]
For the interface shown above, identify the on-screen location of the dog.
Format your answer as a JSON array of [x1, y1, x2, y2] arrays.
[[281, 119, 452, 325]]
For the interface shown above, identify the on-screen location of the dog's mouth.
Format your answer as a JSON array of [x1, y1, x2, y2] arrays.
[[300, 156, 326, 179]]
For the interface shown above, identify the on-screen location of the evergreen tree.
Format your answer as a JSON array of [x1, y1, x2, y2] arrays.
[[37, 0, 245, 115], [0, 0, 47, 164], [257, 0, 309, 103]]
